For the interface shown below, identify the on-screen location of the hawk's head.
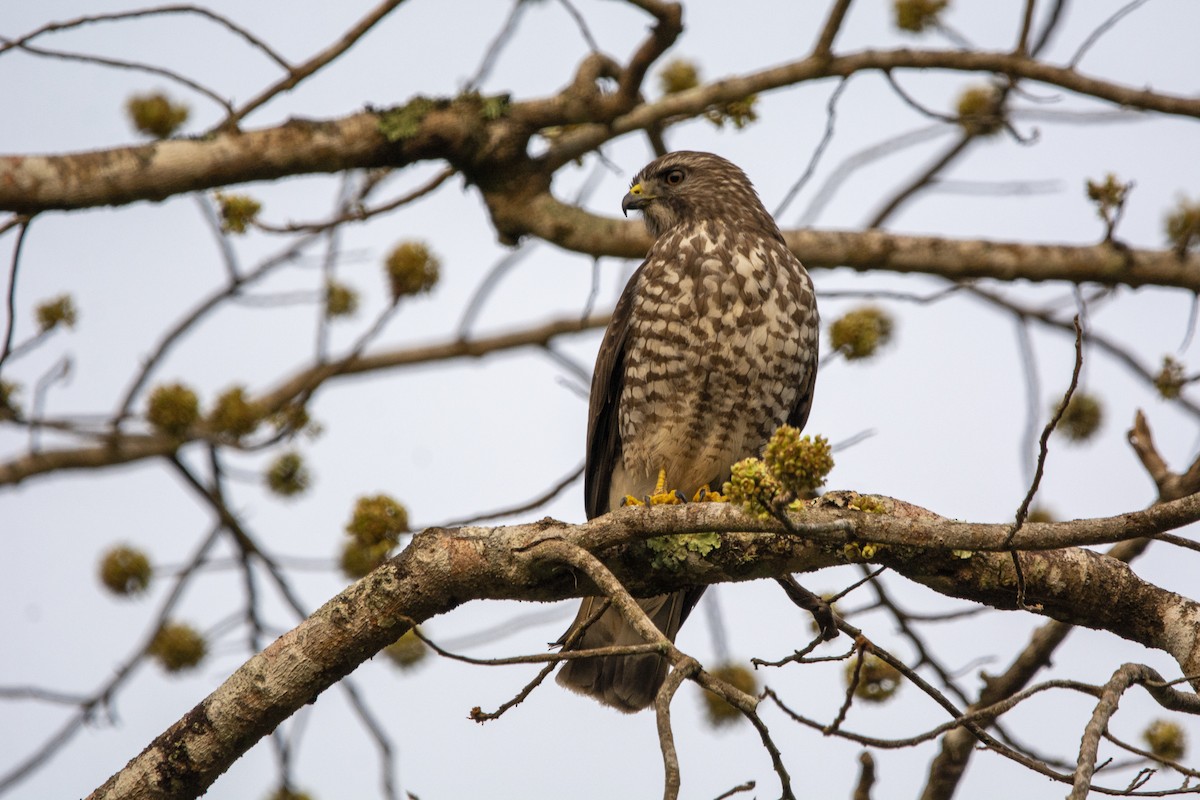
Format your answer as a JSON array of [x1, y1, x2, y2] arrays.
[[622, 151, 777, 240]]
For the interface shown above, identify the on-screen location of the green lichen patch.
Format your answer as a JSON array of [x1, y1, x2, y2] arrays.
[[646, 531, 722, 570], [378, 96, 441, 143]]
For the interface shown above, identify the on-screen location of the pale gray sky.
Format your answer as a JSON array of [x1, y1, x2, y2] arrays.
[[2, 1, 1199, 798]]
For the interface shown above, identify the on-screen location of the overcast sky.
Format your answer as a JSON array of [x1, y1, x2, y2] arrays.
[[2, 2, 1199, 798]]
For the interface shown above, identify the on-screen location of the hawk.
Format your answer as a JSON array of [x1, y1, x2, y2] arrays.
[[555, 151, 820, 712]]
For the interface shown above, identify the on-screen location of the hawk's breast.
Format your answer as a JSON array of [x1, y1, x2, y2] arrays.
[[612, 226, 818, 506]]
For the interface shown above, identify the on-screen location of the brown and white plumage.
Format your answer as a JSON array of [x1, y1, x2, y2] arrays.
[[556, 151, 819, 712]]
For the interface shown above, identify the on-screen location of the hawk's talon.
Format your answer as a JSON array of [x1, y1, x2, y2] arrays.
[[626, 476, 726, 507], [624, 469, 687, 508], [692, 485, 728, 503]]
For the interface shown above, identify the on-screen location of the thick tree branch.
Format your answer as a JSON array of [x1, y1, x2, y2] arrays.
[[497, 193, 1200, 292], [4, 46, 1197, 214], [87, 494, 1200, 799], [544, 47, 1200, 164], [919, 413, 1193, 800], [0, 112, 433, 213]]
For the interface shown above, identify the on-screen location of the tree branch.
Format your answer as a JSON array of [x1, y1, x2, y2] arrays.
[[86, 493, 1200, 799], [0, 314, 609, 488], [4, 47, 1197, 214], [497, 193, 1200, 292]]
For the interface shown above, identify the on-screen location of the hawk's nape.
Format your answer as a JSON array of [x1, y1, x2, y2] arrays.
[[555, 151, 820, 713]]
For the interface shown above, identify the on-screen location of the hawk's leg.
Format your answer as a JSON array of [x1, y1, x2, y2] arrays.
[[622, 468, 687, 508]]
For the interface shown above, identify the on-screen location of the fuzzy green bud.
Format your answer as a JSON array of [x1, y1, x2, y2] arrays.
[[265, 451, 311, 497], [346, 494, 409, 546], [35, 294, 78, 333], [126, 92, 189, 138], [340, 538, 393, 579], [1143, 719, 1187, 762], [325, 280, 359, 318], [847, 652, 902, 702], [893, 0, 949, 32], [208, 386, 263, 439], [659, 58, 700, 95], [1165, 197, 1200, 254], [702, 663, 757, 727], [955, 84, 1004, 136], [269, 403, 312, 436], [724, 457, 783, 520], [385, 241, 440, 301], [1055, 391, 1103, 442], [1086, 173, 1130, 215], [763, 427, 834, 497], [148, 621, 207, 672], [214, 192, 262, 234], [99, 545, 153, 597], [146, 382, 200, 438], [829, 306, 893, 360], [706, 95, 759, 130], [1026, 506, 1056, 524], [1155, 356, 1186, 399], [384, 628, 428, 669]]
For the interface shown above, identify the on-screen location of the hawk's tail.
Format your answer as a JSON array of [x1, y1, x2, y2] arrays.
[[555, 587, 705, 713]]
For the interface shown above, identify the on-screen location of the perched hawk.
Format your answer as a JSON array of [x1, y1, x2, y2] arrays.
[[555, 151, 820, 712]]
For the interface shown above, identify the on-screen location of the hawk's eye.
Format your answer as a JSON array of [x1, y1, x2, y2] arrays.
[[664, 169, 685, 186]]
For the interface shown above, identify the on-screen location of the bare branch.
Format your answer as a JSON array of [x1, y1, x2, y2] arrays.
[[0, 218, 32, 373], [0, 314, 609, 487], [1070, 663, 1200, 798], [222, 0, 410, 128]]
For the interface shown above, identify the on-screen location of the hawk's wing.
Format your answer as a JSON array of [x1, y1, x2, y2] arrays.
[[786, 331, 818, 432], [785, 255, 819, 433], [584, 266, 641, 520]]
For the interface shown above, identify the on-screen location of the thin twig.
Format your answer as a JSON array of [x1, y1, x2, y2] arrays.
[[773, 78, 849, 218], [1005, 315, 1084, 609], [1069, 0, 1152, 68], [0, 526, 223, 795], [0, 38, 233, 113], [0, 218, 33, 373], [0, 5, 290, 68], [655, 655, 696, 800], [222, 0, 409, 128]]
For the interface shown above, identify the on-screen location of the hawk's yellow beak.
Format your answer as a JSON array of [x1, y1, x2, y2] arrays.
[[622, 182, 652, 216]]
